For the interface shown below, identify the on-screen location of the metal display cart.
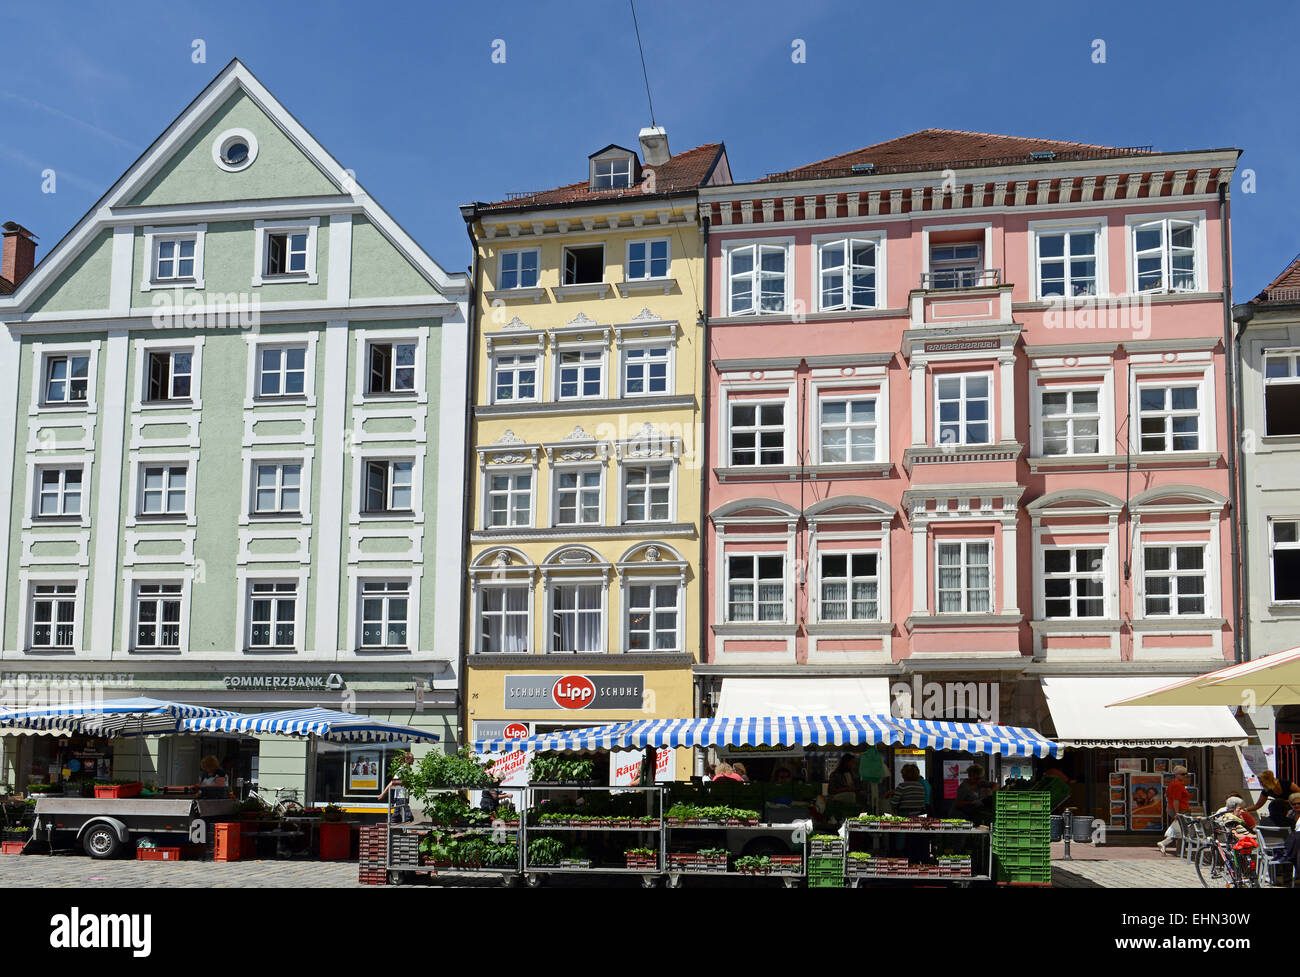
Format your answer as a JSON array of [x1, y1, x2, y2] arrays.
[[385, 785, 525, 886], [662, 818, 809, 888], [522, 785, 665, 888], [841, 818, 993, 887]]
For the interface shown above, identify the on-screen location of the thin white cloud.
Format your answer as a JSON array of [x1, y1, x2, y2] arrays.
[[0, 90, 134, 149]]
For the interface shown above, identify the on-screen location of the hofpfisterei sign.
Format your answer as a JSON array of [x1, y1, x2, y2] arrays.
[[504, 674, 644, 711]]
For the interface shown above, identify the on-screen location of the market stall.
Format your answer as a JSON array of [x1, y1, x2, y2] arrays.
[[463, 713, 1061, 888]]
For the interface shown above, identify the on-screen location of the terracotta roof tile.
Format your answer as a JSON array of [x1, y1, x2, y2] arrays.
[[1253, 253, 1300, 303], [477, 143, 725, 213], [762, 128, 1156, 182]]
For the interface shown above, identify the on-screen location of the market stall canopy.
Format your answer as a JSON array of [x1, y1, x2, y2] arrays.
[[0, 696, 236, 736], [1106, 647, 1300, 709], [889, 718, 1060, 758], [716, 677, 892, 716], [473, 714, 1061, 757], [1042, 677, 1248, 749], [181, 706, 440, 743]]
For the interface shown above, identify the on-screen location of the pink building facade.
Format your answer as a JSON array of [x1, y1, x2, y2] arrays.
[[697, 132, 1245, 787]]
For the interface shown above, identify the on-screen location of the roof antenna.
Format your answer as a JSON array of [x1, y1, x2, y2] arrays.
[[629, 0, 656, 127]]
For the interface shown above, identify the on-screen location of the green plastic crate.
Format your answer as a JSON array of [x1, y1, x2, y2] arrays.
[[998, 863, 1052, 885], [993, 823, 1051, 844], [994, 792, 1051, 814], [807, 877, 845, 888], [993, 849, 1050, 871]]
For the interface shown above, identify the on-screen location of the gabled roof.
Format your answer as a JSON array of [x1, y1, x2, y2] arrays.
[[588, 144, 638, 159], [0, 58, 465, 310], [475, 142, 726, 213], [762, 128, 1157, 183], [1252, 253, 1300, 304]]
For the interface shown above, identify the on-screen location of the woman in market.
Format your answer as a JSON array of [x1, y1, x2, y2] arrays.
[[1156, 765, 1191, 854], [889, 763, 928, 817], [712, 761, 744, 783], [379, 752, 414, 824], [953, 764, 993, 826], [198, 755, 227, 788], [828, 753, 860, 807], [1213, 794, 1257, 830], [1248, 770, 1300, 828]]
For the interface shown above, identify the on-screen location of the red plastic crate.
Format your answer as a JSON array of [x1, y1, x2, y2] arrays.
[[1, 841, 25, 855], [319, 822, 353, 861], [94, 783, 143, 799], [136, 847, 182, 861]]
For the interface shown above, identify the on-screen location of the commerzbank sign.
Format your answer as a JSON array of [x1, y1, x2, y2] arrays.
[[222, 673, 345, 691]]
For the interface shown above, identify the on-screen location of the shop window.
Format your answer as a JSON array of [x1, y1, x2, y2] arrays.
[[313, 742, 411, 804]]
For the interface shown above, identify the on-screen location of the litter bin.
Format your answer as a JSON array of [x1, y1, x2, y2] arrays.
[[1050, 815, 1064, 842], [1071, 814, 1095, 843]]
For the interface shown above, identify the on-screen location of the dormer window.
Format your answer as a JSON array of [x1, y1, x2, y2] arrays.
[[593, 157, 633, 190]]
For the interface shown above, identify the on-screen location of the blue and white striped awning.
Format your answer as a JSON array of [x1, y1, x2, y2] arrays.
[[888, 718, 1061, 758], [474, 715, 904, 754], [474, 714, 1060, 758], [0, 697, 237, 736], [182, 707, 439, 744]]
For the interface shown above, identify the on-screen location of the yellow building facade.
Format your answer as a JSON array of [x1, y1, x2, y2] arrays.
[[461, 135, 730, 777]]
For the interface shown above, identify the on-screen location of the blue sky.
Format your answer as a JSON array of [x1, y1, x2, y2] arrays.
[[1, 0, 1296, 293]]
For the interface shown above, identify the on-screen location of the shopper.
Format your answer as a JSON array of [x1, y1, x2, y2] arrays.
[[1213, 795, 1257, 830], [731, 761, 750, 783], [712, 761, 743, 783], [1249, 771, 1300, 828], [889, 763, 928, 817], [379, 752, 414, 824], [1156, 765, 1190, 854], [828, 753, 860, 807], [198, 755, 227, 788], [953, 764, 992, 826], [858, 744, 888, 814]]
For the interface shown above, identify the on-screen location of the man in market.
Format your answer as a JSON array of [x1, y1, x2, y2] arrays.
[[858, 744, 889, 814], [953, 764, 994, 826]]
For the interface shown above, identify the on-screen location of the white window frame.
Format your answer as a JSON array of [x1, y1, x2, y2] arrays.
[[252, 218, 319, 286], [350, 329, 427, 406], [814, 550, 881, 623], [497, 248, 541, 290], [358, 579, 412, 650], [724, 239, 793, 316], [250, 460, 305, 516], [33, 342, 100, 414], [129, 578, 188, 652], [620, 460, 675, 524], [1037, 385, 1104, 457], [1134, 377, 1205, 454], [142, 224, 206, 290], [1028, 219, 1106, 300], [40, 351, 93, 407], [927, 242, 984, 289], [623, 579, 682, 653], [254, 342, 310, 400], [724, 552, 788, 624], [244, 580, 301, 651], [817, 394, 880, 464], [490, 351, 541, 405], [1139, 542, 1210, 617], [135, 461, 191, 519], [619, 341, 674, 398], [551, 464, 604, 527], [1268, 517, 1300, 605], [27, 581, 79, 651], [1262, 350, 1300, 438], [933, 372, 994, 447], [546, 579, 607, 654], [813, 232, 885, 311], [554, 347, 606, 401], [561, 243, 606, 287], [361, 458, 415, 515], [934, 539, 994, 614], [1040, 545, 1108, 619], [625, 237, 671, 281], [365, 338, 420, 396], [593, 156, 634, 190], [482, 466, 535, 530], [33, 464, 84, 520], [726, 398, 790, 467], [477, 583, 531, 654], [132, 336, 204, 413], [142, 348, 195, 404], [1126, 212, 1206, 295]]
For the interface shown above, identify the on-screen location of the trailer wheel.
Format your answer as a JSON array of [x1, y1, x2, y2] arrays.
[[665, 874, 682, 889], [524, 873, 545, 888], [640, 874, 659, 889], [83, 825, 122, 860]]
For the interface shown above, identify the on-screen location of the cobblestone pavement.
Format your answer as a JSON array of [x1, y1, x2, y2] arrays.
[[0, 844, 1228, 889]]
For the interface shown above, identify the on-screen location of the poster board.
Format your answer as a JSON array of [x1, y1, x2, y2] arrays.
[[1128, 773, 1165, 831], [347, 750, 382, 794]]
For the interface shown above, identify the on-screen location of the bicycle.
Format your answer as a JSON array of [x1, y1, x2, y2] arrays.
[[245, 784, 305, 817], [1194, 818, 1260, 889]]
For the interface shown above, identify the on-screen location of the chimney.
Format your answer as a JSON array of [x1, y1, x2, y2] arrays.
[[637, 126, 670, 167], [2, 222, 38, 291]]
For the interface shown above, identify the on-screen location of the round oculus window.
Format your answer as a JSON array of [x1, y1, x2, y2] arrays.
[[221, 140, 249, 166], [212, 128, 258, 172]]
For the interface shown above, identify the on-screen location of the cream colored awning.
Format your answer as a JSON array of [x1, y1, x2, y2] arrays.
[[1042, 676, 1248, 749]]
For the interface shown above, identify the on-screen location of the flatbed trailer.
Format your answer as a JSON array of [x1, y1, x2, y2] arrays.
[[30, 796, 237, 858]]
